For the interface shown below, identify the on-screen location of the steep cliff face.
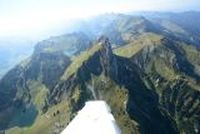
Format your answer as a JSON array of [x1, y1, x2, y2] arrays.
[[45, 37, 180, 134], [47, 37, 118, 106], [1, 33, 199, 134], [1, 13, 200, 134], [0, 50, 70, 130], [130, 37, 200, 134], [28, 52, 71, 89], [47, 35, 200, 134]]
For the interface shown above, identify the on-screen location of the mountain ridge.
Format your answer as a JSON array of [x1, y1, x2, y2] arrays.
[[0, 12, 200, 134]]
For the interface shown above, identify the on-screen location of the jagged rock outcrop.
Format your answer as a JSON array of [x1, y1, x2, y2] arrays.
[[1, 12, 200, 134], [46, 37, 179, 134], [47, 37, 118, 103], [97, 36, 118, 79]]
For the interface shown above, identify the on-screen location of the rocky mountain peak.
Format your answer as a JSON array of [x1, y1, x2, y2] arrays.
[[98, 36, 110, 45], [96, 36, 118, 79], [97, 36, 112, 55]]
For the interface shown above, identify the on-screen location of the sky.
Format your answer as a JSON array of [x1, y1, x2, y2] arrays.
[[0, 0, 200, 38]]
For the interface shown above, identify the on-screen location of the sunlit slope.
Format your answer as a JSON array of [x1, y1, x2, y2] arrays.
[[0, 13, 200, 134], [115, 33, 200, 133], [34, 32, 91, 56], [3, 34, 200, 134]]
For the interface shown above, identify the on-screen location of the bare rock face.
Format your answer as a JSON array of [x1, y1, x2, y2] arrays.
[[47, 37, 179, 134], [98, 36, 118, 79], [47, 36, 118, 104], [0, 30, 200, 134]]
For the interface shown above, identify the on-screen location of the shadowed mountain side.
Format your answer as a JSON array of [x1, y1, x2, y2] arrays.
[[47, 37, 178, 134]]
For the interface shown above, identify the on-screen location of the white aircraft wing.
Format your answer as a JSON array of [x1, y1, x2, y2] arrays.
[[61, 101, 121, 134]]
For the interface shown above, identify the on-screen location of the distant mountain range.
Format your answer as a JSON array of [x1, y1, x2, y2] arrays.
[[0, 11, 200, 134], [0, 38, 34, 79]]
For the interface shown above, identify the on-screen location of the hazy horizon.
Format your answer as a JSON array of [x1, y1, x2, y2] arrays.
[[0, 0, 200, 39], [0, 2, 200, 134]]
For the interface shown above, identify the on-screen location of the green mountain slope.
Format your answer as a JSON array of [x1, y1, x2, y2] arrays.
[[34, 32, 91, 56], [78, 14, 162, 46], [115, 35, 200, 134], [0, 13, 200, 134], [141, 11, 200, 48], [0, 50, 70, 132]]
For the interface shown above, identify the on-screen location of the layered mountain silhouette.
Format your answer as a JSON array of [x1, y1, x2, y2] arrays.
[[0, 12, 200, 134]]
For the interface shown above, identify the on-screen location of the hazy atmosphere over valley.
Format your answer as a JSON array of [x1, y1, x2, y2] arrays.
[[0, 0, 200, 134]]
